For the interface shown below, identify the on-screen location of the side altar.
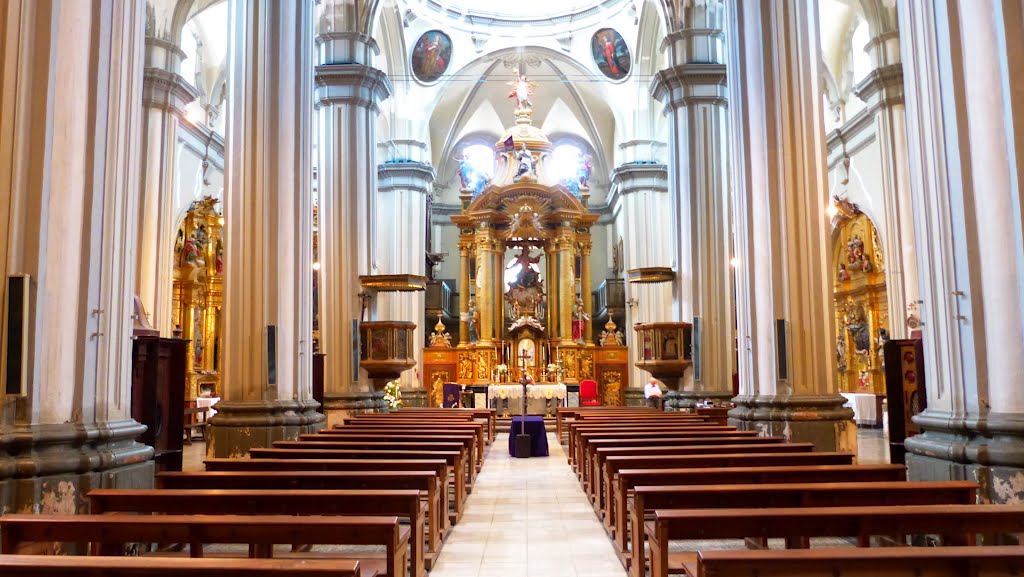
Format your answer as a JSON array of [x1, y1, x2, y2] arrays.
[[422, 75, 628, 413]]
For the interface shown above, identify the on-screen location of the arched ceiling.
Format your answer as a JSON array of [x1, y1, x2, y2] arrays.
[[426, 48, 620, 204], [400, 0, 633, 36]]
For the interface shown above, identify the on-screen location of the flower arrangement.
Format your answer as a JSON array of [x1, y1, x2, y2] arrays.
[[382, 380, 402, 410], [546, 363, 565, 383], [495, 364, 509, 382]]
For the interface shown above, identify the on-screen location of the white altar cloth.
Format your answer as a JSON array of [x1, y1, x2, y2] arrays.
[[196, 396, 220, 419], [489, 384, 567, 400], [840, 392, 879, 426]]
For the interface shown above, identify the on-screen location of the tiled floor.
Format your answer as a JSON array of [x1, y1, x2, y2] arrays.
[[429, 433, 628, 577]]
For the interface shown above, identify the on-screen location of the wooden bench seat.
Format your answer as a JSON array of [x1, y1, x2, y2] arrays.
[[88, 487, 432, 574], [626, 481, 978, 577], [291, 432, 481, 481], [207, 457, 450, 542], [392, 408, 496, 441], [610, 463, 907, 562], [591, 443, 813, 516], [572, 429, 754, 470], [580, 435, 786, 488], [600, 452, 855, 517], [260, 443, 467, 517], [0, 555, 366, 576], [313, 428, 484, 469], [681, 546, 1024, 577], [0, 514, 404, 577], [646, 504, 1024, 577], [324, 424, 487, 464], [156, 470, 442, 532]]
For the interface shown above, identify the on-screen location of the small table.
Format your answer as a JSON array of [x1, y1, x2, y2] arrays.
[[508, 416, 549, 457]]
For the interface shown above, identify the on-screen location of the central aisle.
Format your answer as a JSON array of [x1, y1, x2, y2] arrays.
[[429, 432, 628, 577]]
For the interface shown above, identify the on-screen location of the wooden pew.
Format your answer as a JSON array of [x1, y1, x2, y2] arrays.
[[262, 443, 467, 516], [591, 443, 814, 517], [572, 427, 748, 470], [305, 430, 481, 475], [645, 504, 1024, 577], [611, 463, 907, 559], [156, 470, 443, 531], [88, 487, 430, 575], [573, 429, 757, 485], [626, 481, 978, 576], [556, 407, 663, 438], [394, 407, 496, 443], [601, 453, 856, 530], [0, 555, 366, 576], [201, 460, 445, 561], [1, 514, 404, 577], [584, 436, 788, 491], [683, 547, 1024, 577], [325, 422, 487, 464], [577, 432, 772, 486]]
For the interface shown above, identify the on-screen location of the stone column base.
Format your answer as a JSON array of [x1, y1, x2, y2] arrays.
[[323, 391, 387, 428], [624, 389, 647, 407], [906, 411, 1024, 504], [400, 389, 428, 408], [728, 394, 857, 453], [664, 391, 735, 411], [0, 419, 155, 516], [206, 400, 326, 459]]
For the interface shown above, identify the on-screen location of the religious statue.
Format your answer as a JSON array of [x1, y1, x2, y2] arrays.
[[507, 247, 541, 289], [836, 334, 848, 373], [876, 328, 890, 369], [572, 297, 590, 344], [514, 143, 536, 181], [467, 299, 479, 344], [600, 315, 625, 346], [507, 73, 535, 111], [456, 152, 488, 197], [847, 234, 873, 273]]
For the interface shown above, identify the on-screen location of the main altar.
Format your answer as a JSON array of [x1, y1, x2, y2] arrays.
[[423, 76, 629, 414]]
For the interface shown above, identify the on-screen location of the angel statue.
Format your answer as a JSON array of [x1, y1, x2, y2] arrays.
[[507, 74, 536, 111]]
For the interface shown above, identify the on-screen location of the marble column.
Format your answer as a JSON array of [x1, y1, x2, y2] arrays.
[[135, 38, 199, 335], [474, 227, 500, 345], [652, 0, 734, 408], [457, 237, 472, 345], [0, 0, 153, 512], [580, 235, 594, 344], [612, 163, 673, 396], [900, 0, 1024, 502], [726, 0, 854, 452], [852, 31, 920, 339], [209, 0, 323, 457], [376, 157, 434, 392], [555, 223, 576, 346], [315, 32, 392, 419]]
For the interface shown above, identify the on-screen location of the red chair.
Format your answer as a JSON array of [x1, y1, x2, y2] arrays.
[[579, 379, 601, 406]]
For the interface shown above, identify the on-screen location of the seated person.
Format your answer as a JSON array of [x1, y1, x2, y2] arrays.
[[644, 378, 664, 409]]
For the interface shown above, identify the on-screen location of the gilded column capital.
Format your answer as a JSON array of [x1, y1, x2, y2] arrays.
[[314, 64, 392, 111], [142, 68, 200, 116]]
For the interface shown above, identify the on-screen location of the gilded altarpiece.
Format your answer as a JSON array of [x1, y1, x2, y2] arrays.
[[832, 199, 889, 395], [171, 197, 224, 399]]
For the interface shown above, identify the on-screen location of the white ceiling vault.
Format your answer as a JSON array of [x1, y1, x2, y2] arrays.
[[374, 0, 670, 205]]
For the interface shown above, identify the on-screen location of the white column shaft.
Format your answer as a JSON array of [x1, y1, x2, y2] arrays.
[[728, 0, 835, 397], [222, 0, 313, 403], [0, 0, 145, 423]]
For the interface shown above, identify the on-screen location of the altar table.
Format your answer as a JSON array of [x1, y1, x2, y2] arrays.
[[508, 416, 549, 457], [490, 384, 567, 417], [840, 392, 883, 428]]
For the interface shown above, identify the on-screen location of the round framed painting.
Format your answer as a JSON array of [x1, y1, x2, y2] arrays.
[[591, 28, 631, 81], [411, 30, 452, 83]]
